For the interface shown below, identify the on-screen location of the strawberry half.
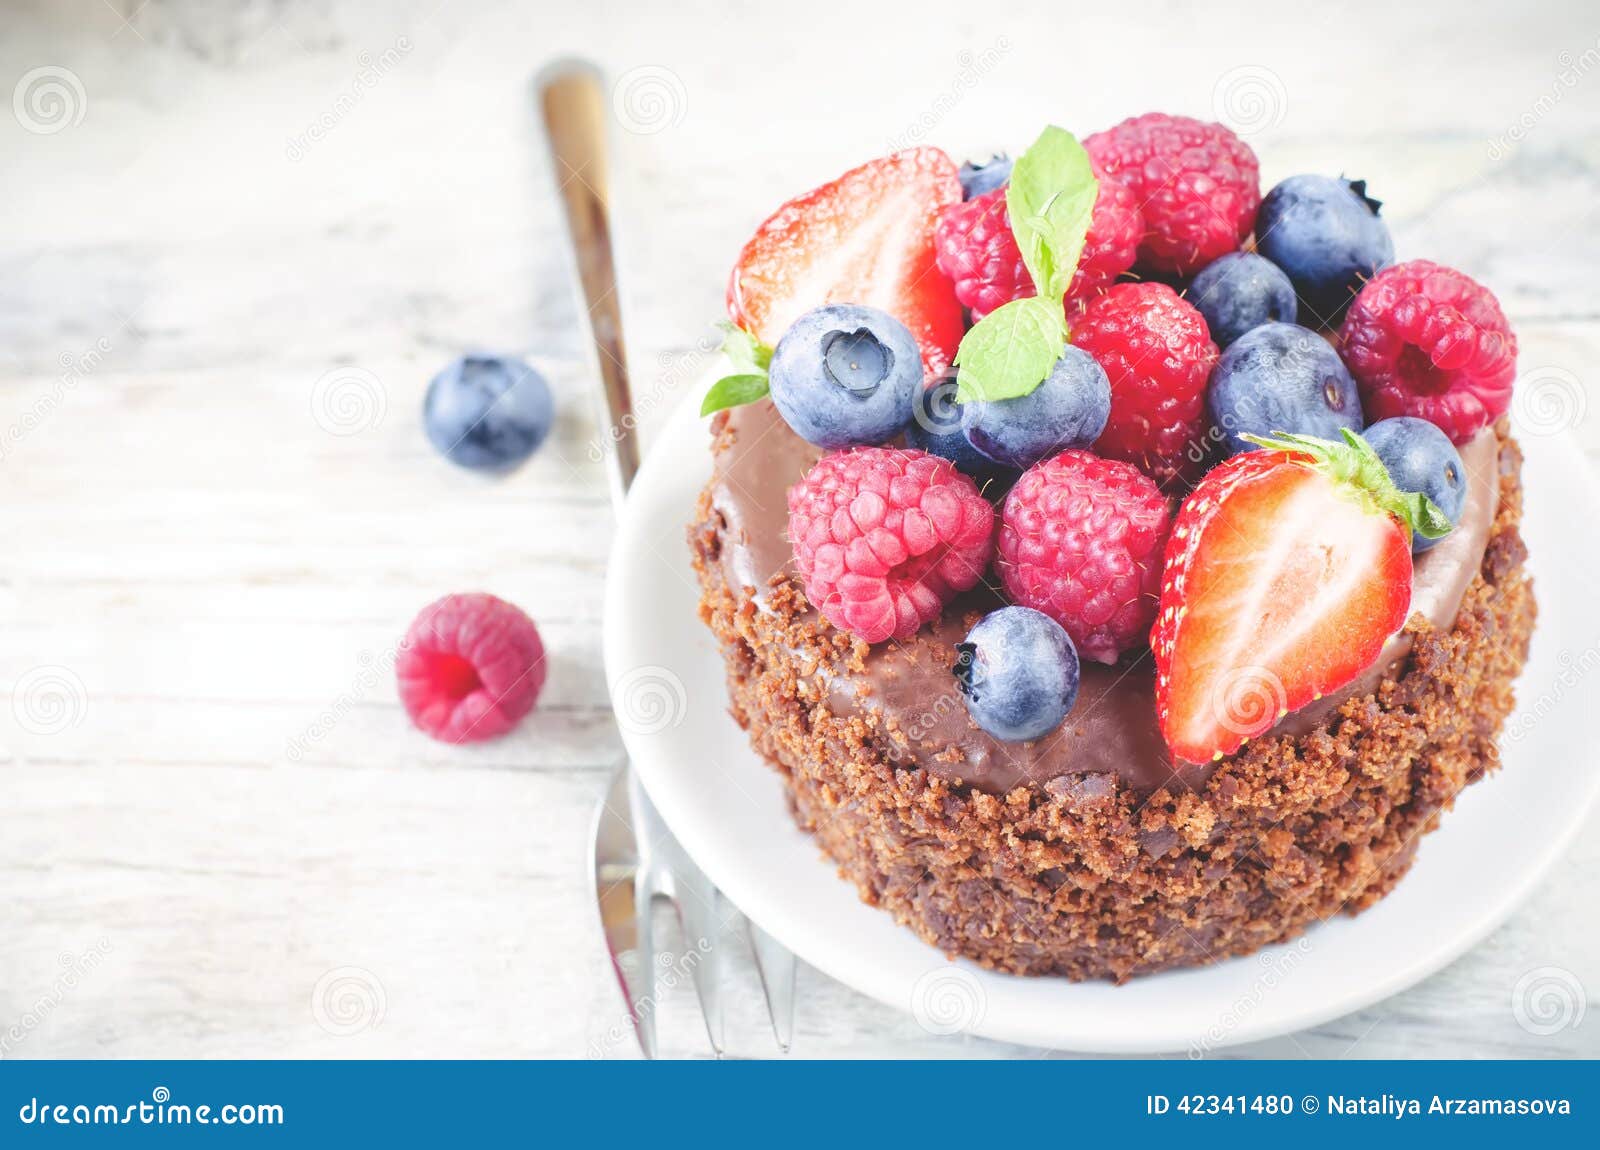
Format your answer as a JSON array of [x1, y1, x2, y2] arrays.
[[726, 147, 964, 377], [1152, 431, 1451, 764]]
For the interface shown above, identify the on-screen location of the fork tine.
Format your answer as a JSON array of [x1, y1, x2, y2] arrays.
[[629, 772, 728, 1057], [629, 859, 661, 1061], [671, 864, 727, 1057], [749, 920, 797, 1053]]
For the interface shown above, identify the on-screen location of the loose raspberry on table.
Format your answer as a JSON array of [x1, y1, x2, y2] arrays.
[[396, 592, 547, 743], [1070, 282, 1219, 487], [1084, 113, 1259, 276], [1340, 259, 1518, 443], [787, 447, 996, 644], [998, 450, 1173, 664], [932, 162, 1144, 320]]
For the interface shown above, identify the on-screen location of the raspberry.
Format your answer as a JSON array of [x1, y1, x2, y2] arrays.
[[932, 164, 1144, 320], [1340, 260, 1518, 443], [997, 450, 1172, 664], [396, 593, 547, 743], [787, 447, 995, 643], [1071, 282, 1218, 487], [1085, 113, 1259, 276]]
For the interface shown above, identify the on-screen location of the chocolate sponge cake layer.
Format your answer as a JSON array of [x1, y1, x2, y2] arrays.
[[689, 412, 1534, 981]]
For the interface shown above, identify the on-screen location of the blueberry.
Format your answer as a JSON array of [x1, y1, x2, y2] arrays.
[[959, 154, 1012, 200], [1187, 252, 1298, 346], [959, 346, 1111, 470], [423, 354, 554, 471], [1255, 175, 1394, 327], [768, 304, 921, 449], [954, 606, 1080, 742], [906, 374, 1017, 484], [1362, 417, 1467, 552], [1207, 322, 1364, 455]]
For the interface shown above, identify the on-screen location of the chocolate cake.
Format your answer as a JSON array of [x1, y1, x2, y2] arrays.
[[690, 402, 1534, 981], [689, 120, 1533, 982]]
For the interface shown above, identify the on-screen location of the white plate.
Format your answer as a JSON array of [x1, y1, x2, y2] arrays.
[[603, 393, 1600, 1053]]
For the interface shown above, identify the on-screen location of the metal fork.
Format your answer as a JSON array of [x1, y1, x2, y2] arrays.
[[539, 59, 797, 1059]]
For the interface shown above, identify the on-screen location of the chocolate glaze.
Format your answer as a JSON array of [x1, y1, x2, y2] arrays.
[[707, 400, 1500, 795]]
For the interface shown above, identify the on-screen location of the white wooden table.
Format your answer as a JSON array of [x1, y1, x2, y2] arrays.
[[2, 0, 1596, 1059]]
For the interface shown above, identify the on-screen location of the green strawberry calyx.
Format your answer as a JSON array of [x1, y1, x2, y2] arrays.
[[1242, 429, 1454, 544]]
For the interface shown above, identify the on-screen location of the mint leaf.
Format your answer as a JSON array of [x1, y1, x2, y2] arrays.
[[1006, 126, 1099, 300], [698, 323, 774, 415], [700, 373, 769, 416], [717, 321, 772, 375], [953, 295, 1068, 404], [951, 126, 1096, 405]]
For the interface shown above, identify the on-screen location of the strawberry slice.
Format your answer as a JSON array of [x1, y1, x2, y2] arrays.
[[726, 147, 964, 377], [1152, 431, 1451, 764]]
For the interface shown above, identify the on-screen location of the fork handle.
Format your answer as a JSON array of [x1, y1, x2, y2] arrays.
[[538, 59, 639, 507]]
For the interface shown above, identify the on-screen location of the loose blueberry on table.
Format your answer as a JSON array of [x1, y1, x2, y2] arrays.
[[423, 354, 554, 472]]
